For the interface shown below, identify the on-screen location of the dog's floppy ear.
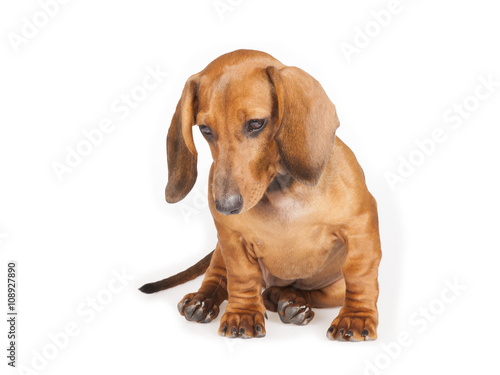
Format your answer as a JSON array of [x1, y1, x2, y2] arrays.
[[165, 75, 200, 203], [266, 66, 339, 186]]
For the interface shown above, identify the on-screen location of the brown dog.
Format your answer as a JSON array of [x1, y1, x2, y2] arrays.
[[140, 49, 382, 341]]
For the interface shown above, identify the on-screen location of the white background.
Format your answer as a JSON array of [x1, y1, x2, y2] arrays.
[[1, 1, 499, 374]]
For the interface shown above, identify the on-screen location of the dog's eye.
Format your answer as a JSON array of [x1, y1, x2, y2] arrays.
[[199, 125, 212, 137], [247, 119, 267, 133]]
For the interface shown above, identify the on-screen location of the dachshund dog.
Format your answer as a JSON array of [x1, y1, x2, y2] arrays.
[[140, 49, 382, 341]]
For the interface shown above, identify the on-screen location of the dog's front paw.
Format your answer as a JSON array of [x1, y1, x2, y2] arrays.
[[326, 307, 378, 341], [177, 293, 220, 323], [218, 309, 266, 339]]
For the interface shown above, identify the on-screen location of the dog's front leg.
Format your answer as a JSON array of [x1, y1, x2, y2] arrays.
[[217, 229, 266, 339], [327, 213, 382, 342]]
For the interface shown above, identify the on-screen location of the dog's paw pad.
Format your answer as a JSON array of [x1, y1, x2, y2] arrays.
[[178, 293, 219, 323]]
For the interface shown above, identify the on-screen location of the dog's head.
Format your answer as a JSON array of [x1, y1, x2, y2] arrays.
[[164, 49, 340, 215]]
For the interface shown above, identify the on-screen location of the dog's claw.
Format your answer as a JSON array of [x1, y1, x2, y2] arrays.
[[230, 327, 238, 337], [183, 305, 197, 319], [255, 325, 265, 338], [177, 298, 190, 312]]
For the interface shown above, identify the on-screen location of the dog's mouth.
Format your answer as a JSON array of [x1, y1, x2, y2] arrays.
[[237, 185, 268, 214], [236, 172, 295, 215], [215, 162, 292, 216]]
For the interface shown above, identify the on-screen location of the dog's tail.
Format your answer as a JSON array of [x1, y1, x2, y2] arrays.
[[139, 250, 214, 294]]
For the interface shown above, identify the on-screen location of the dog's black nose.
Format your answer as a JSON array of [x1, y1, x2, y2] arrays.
[[215, 194, 243, 215]]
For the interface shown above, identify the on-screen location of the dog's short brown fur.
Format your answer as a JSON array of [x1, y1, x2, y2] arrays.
[[141, 49, 382, 341]]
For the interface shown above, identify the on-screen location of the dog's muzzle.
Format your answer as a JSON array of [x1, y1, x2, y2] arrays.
[[215, 193, 243, 215]]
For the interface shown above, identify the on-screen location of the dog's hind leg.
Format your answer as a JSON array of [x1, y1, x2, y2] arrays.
[[177, 242, 228, 323], [308, 277, 346, 308]]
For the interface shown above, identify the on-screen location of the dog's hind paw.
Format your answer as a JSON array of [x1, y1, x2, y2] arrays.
[[177, 293, 220, 323], [263, 286, 315, 325], [277, 300, 315, 325]]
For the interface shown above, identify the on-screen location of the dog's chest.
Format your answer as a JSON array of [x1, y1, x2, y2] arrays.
[[246, 216, 345, 284], [236, 187, 346, 285]]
